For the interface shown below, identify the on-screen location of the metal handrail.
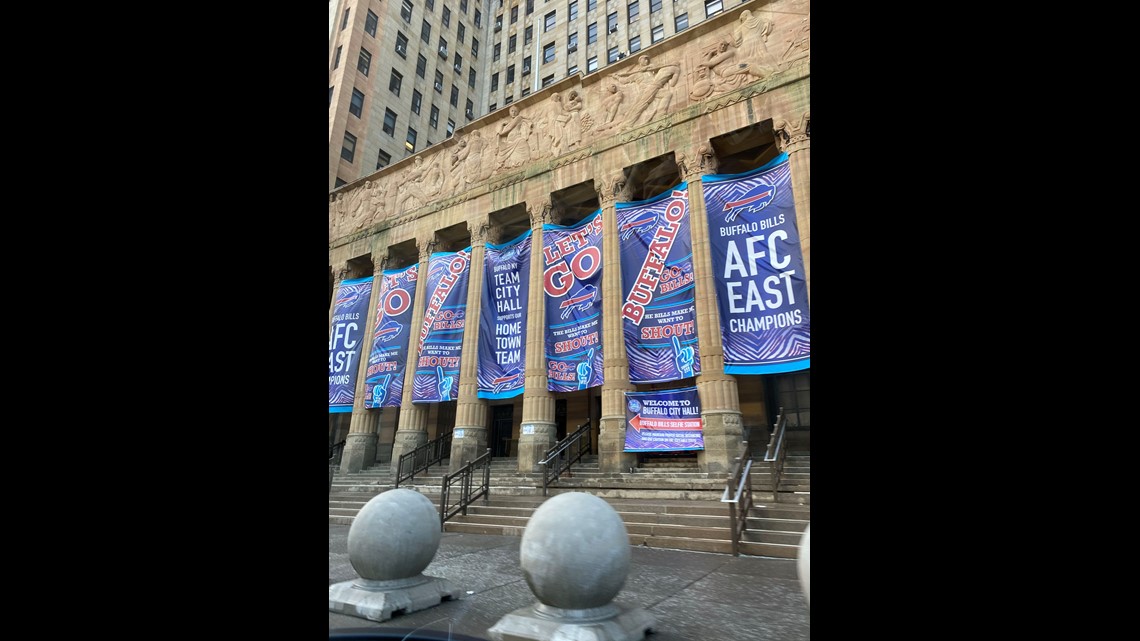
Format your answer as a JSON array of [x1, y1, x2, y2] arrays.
[[439, 448, 492, 529], [395, 431, 454, 488], [329, 440, 347, 466], [763, 408, 788, 503], [538, 419, 591, 496], [720, 438, 755, 557]]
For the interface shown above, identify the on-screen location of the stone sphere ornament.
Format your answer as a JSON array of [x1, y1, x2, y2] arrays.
[[797, 523, 810, 607], [347, 488, 442, 581]]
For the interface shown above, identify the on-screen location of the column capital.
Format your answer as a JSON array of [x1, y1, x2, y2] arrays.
[[371, 254, 388, 273], [468, 219, 491, 243], [677, 144, 718, 181], [527, 198, 551, 229], [333, 266, 349, 285], [418, 236, 437, 262], [596, 170, 629, 206], [774, 111, 810, 154]]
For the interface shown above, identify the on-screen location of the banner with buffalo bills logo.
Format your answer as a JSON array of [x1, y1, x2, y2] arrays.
[[624, 387, 703, 452], [701, 152, 810, 374], [329, 277, 373, 413], [478, 230, 531, 399], [616, 184, 701, 383], [543, 210, 604, 392], [413, 249, 471, 403], [362, 264, 418, 409]]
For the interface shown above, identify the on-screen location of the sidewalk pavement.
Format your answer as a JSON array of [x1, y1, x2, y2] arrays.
[[329, 524, 809, 640]]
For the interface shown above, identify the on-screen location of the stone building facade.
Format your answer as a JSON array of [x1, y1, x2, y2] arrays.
[[329, 1, 810, 476]]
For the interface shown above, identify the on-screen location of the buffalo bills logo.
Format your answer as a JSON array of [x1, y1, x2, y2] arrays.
[[374, 319, 403, 342], [619, 211, 660, 240], [723, 181, 776, 222], [335, 289, 360, 307], [490, 367, 524, 393], [559, 284, 597, 319]]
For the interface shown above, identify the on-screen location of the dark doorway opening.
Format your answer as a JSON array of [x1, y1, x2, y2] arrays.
[[491, 404, 514, 456]]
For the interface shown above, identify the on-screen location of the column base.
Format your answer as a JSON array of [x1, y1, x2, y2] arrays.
[[389, 430, 428, 476], [449, 426, 489, 473], [517, 422, 557, 472], [340, 433, 378, 474], [328, 573, 460, 622], [488, 600, 655, 641], [696, 410, 744, 475], [598, 416, 636, 474]]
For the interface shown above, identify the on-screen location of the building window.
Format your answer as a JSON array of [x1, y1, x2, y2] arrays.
[[651, 0, 662, 13], [472, 37, 479, 57], [341, 8, 351, 31], [525, 25, 533, 45], [507, 65, 515, 83], [435, 70, 444, 93], [527, 0, 535, 15], [421, 19, 431, 43], [608, 46, 619, 63], [588, 22, 598, 44], [523, 55, 532, 74], [426, 0, 434, 10], [333, 45, 342, 70], [675, 12, 688, 31], [447, 119, 455, 137], [651, 23, 664, 43], [475, 8, 481, 27], [440, 37, 449, 57], [396, 32, 409, 57], [454, 51, 463, 71], [341, 131, 357, 162], [458, 23, 465, 42], [412, 89, 423, 114], [461, 0, 468, 12], [492, 72, 499, 91], [522, 86, 530, 97], [542, 74, 555, 87], [629, 35, 640, 52], [416, 54, 427, 78], [607, 12, 617, 32], [358, 48, 371, 76], [376, 149, 391, 169], [588, 0, 597, 11], [469, 67, 477, 87], [704, 0, 723, 18], [505, 94, 513, 105], [349, 88, 365, 117], [509, 34, 517, 53], [544, 10, 556, 31], [389, 69, 403, 96], [450, 84, 459, 106], [329, 85, 334, 105], [568, 32, 578, 51], [443, 6, 451, 26], [543, 42, 556, 63], [335, 177, 347, 188], [569, 0, 578, 20], [406, 127, 417, 153], [587, 56, 598, 72], [466, 98, 474, 120], [495, 14, 503, 31], [511, 5, 518, 23], [628, 1, 640, 23], [365, 10, 379, 36], [383, 108, 397, 135], [493, 43, 501, 61], [568, 64, 579, 75], [401, 0, 413, 23], [430, 104, 440, 127], [489, 102, 497, 112]]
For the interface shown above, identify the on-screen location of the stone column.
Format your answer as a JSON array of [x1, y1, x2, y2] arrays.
[[389, 237, 437, 474], [341, 254, 387, 473], [518, 199, 557, 472], [449, 219, 490, 472], [775, 111, 810, 302], [678, 144, 743, 474], [330, 265, 350, 446], [596, 171, 637, 475]]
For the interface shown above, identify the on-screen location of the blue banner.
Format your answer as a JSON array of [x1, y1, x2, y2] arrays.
[[616, 184, 701, 383], [543, 210, 604, 392], [701, 152, 810, 374], [624, 387, 703, 452], [413, 249, 472, 403], [362, 264, 418, 409], [329, 277, 373, 413], [478, 230, 531, 399]]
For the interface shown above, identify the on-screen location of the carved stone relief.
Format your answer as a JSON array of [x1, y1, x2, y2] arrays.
[[591, 55, 681, 136], [778, 17, 810, 70], [689, 10, 775, 101], [396, 155, 445, 214], [493, 105, 535, 171]]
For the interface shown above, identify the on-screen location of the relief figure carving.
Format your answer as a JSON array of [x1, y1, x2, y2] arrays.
[[592, 55, 680, 135], [494, 106, 534, 170], [396, 155, 444, 213]]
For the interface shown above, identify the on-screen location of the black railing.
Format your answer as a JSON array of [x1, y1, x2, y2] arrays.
[[329, 440, 347, 466], [539, 419, 591, 496], [439, 448, 492, 529], [763, 407, 788, 503], [721, 438, 755, 557], [395, 432, 454, 488]]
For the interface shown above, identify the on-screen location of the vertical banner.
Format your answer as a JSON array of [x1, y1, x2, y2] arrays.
[[412, 248, 472, 403], [478, 230, 531, 399], [362, 264, 418, 409], [616, 183, 701, 383], [543, 210, 604, 392], [623, 387, 703, 452], [701, 152, 810, 374], [329, 277, 374, 413]]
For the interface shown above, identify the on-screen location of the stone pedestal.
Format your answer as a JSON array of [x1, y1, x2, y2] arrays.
[[389, 429, 428, 476], [517, 422, 557, 471], [489, 603, 655, 641], [451, 426, 489, 468], [340, 432, 378, 474], [599, 416, 635, 474], [329, 575, 461, 623], [696, 410, 744, 475]]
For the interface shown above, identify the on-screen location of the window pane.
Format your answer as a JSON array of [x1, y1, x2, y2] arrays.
[[341, 132, 356, 162]]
